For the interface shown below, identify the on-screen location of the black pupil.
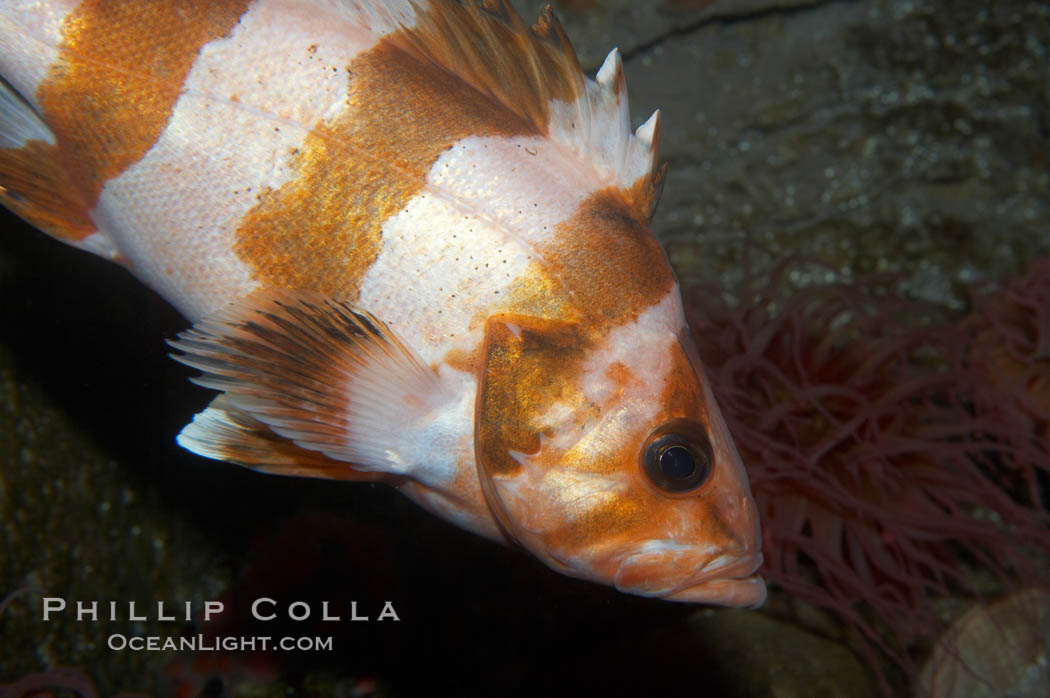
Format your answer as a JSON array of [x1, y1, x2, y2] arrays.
[[641, 422, 714, 493], [660, 445, 695, 480]]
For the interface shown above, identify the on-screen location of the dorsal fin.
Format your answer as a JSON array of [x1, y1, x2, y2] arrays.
[[393, 1, 664, 218], [393, 1, 585, 133]]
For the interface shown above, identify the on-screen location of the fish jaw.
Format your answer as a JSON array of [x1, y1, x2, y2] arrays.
[[606, 463, 765, 607], [663, 571, 767, 607], [614, 546, 767, 608]]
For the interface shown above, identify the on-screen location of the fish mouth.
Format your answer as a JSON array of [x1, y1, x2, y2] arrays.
[[615, 548, 766, 608], [663, 553, 767, 608]]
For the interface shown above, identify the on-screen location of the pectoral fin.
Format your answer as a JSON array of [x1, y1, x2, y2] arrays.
[[177, 395, 382, 481], [169, 290, 455, 481]]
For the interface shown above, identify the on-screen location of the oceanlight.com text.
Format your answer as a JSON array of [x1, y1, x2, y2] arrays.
[[107, 634, 334, 652]]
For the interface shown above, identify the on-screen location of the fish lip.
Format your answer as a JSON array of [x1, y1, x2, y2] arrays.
[[663, 553, 767, 608], [613, 548, 767, 607], [662, 571, 767, 608]]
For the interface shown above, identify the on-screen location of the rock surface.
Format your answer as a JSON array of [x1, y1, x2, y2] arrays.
[[547, 0, 1050, 307]]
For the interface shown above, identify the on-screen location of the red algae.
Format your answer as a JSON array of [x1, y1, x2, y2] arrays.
[[965, 255, 1050, 489], [683, 260, 1050, 692]]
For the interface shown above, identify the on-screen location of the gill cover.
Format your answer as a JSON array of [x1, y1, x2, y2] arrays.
[[474, 312, 649, 575], [475, 314, 587, 545]]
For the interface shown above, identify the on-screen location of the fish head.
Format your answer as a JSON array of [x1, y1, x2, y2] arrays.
[[475, 295, 765, 607]]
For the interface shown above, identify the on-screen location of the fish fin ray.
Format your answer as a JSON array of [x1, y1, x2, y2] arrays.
[[177, 395, 382, 481], [393, 1, 586, 134], [170, 289, 456, 478], [391, 2, 662, 214], [0, 76, 53, 149], [549, 49, 664, 219], [0, 76, 109, 249]]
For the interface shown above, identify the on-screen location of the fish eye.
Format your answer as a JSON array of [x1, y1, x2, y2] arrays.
[[641, 420, 713, 493]]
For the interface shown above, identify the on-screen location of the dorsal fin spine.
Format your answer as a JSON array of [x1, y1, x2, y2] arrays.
[[595, 47, 622, 91], [636, 110, 661, 152], [390, 1, 663, 215]]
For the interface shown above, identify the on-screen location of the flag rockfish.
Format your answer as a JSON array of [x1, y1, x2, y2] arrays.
[[0, 0, 765, 606]]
